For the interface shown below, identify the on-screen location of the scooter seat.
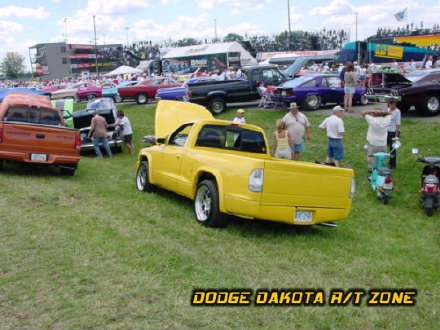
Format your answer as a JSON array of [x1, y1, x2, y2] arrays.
[[378, 167, 392, 176]]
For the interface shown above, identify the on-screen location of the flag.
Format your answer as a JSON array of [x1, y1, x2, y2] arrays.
[[394, 8, 407, 22]]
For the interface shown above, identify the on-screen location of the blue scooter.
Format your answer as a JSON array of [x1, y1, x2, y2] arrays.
[[368, 139, 401, 204]]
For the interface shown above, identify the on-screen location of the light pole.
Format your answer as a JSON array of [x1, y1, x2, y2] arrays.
[[93, 15, 99, 78], [355, 12, 360, 64], [64, 17, 72, 75], [123, 26, 130, 46], [287, 0, 292, 50], [214, 19, 218, 42]]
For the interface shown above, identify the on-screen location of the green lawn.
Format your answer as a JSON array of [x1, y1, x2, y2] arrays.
[[0, 103, 439, 330]]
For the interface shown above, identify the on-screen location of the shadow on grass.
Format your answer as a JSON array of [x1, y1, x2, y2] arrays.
[[151, 185, 333, 239], [0, 160, 67, 177]]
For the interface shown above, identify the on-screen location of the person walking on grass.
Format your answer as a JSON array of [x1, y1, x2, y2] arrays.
[[319, 105, 345, 167]]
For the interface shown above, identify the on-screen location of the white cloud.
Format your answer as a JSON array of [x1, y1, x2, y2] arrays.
[[232, 9, 240, 15], [85, 0, 158, 15], [196, 0, 271, 10], [0, 5, 50, 19], [310, 0, 354, 16], [0, 20, 23, 44]]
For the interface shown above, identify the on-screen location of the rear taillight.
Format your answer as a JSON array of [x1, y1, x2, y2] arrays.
[[188, 90, 193, 99], [424, 184, 440, 193], [0, 128, 3, 142], [249, 169, 264, 192], [385, 176, 393, 184], [75, 134, 82, 150]]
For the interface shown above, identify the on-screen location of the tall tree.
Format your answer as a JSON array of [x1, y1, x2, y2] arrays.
[[176, 38, 201, 47], [223, 33, 244, 42], [0, 52, 25, 79]]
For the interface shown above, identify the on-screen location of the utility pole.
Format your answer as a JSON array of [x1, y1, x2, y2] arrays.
[[287, 0, 292, 50], [214, 19, 218, 42], [64, 17, 72, 75], [355, 12, 360, 64], [123, 26, 130, 46], [93, 15, 99, 78]]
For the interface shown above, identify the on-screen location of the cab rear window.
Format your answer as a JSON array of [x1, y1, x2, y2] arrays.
[[4, 106, 61, 125], [196, 124, 267, 154]]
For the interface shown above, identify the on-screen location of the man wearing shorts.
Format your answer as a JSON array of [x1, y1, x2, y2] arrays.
[[319, 106, 345, 167], [282, 102, 311, 161]]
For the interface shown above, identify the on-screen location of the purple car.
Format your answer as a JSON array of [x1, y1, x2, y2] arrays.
[[270, 74, 368, 110]]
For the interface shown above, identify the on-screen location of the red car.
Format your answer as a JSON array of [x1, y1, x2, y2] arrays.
[[118, 77, 181, 104]]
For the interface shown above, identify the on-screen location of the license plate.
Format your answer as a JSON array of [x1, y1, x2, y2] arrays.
[[295, 210, 313, 223], [383, 183, 393, 190], [30, 153, 48, 162], [281, 91, 286, 96]]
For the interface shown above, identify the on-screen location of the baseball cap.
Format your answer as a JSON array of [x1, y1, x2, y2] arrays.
[[332, 105, 345, 112], [237, 109, 245, 114]]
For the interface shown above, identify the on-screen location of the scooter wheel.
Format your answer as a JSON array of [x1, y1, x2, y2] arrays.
[[381, 195, 390, 205]]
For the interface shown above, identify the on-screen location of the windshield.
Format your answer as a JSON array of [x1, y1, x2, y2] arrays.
[[279, 76, 315, 88]]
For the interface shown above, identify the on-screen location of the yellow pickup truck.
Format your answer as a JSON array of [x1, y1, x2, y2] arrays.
[[136, 100, 355, 228]]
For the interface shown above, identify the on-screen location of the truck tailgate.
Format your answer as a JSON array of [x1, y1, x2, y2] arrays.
[[262, 159, 353, 208], [0, 122, 80, 161]]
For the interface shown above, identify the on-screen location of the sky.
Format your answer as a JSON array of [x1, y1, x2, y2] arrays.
[[0, 0, 439, 70]]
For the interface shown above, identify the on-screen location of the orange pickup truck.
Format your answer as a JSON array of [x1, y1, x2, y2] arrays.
[[0, 92, 81, 175]]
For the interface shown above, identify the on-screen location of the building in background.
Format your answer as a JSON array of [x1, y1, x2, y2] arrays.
[[29, 42, 124, 80]]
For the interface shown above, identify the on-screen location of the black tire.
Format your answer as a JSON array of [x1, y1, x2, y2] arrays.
[[136, 93, 148, 104], [420, 95, 440, 116], [302, 95, 321, 110], [87, 94, 96, 101], [60, 165, 76, 176], [426, 207, 434, 217], [136, 161, 156, 192], [194, 179, 227, 227], [208, 98, 226, 114], [381, 194, 390, 205], [113, 94, 122, 103], [360, 94, 369, 106]]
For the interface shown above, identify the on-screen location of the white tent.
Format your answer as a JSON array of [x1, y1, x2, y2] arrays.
[[162, 42, 257, 67], [104, 65, 142, 77]]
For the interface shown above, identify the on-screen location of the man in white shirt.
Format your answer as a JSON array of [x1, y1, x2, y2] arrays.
[[362, 109, 392, 169], [319, 105, 345, 167], [282, 102, 311, 161]]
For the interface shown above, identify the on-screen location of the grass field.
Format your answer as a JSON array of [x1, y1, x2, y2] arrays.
[[0, 102, 439, 330]]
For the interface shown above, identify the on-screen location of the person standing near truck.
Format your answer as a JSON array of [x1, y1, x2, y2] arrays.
[[111, 110, 135, 154], [319, 106, 345, 167], [282, 102, 311, 161], [89, 110, 113, 159]]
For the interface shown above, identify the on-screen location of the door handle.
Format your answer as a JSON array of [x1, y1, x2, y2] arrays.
[[36, 133, 45, 139], [176, 155, 181, 159]]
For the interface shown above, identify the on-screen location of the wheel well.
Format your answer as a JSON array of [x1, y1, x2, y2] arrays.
[[197, 172, 216, 185]]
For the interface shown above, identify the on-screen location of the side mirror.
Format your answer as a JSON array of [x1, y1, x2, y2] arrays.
[[156, 137, 166, 144], [412, 148, 419, 154]]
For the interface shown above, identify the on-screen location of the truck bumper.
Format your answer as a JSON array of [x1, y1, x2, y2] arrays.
[[365, 94, 402, 103], [0, 150, 80, 165], [224, 196, 352, 225]]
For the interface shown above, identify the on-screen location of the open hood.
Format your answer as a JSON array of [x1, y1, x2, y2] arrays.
[[155, 100, 213, 138]]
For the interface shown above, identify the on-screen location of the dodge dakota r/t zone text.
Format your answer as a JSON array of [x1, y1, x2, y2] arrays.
[[0, 92, 81, 175], [135, 100, 355, 228]]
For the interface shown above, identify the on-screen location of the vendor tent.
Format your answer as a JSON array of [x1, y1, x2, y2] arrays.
[[104, 65, 142, 77], [161, 42, 257, 73]]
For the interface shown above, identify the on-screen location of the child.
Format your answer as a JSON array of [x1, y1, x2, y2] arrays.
[[233, 109, 246, 124], [273, 119, 292, 159]]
